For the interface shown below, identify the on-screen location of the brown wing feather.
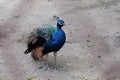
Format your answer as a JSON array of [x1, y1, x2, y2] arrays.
[[32, 47, 44, 60]]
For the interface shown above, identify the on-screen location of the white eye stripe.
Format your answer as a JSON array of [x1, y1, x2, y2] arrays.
[[58, 22, 63, 25], [57, 19, 65, 26], [58, 21, 65, 25]]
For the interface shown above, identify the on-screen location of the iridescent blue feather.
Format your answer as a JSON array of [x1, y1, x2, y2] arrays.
[[24, 17, 66, 57]]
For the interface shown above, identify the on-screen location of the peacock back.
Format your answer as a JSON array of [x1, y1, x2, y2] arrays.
[[36, 24, 57, 40]]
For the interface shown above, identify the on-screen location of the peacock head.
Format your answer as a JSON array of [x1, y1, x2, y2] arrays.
[[57, 19, 66, 29]]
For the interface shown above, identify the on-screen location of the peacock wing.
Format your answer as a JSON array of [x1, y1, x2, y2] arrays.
[[36, 24, 57, 40]]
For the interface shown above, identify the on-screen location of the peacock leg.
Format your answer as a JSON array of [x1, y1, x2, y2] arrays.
[[53, 52, 57, 70], [44, 54, 50, 71], [45, 52, 58, 71], [45, 52, 60, 71], [53, 52, 63, 71]]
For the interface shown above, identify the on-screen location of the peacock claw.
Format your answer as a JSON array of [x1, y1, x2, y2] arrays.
[[44, 64, 63, 71], [44, 66, 52, 71]]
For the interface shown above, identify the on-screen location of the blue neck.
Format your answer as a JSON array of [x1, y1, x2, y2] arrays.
[[57, 23, 63, 29]]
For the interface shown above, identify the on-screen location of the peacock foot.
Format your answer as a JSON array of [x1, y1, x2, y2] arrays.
[[44, 63, 63, 71]]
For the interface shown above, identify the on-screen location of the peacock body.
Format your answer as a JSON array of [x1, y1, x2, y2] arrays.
[[25, 17, 66, 62], [42, 25, 66, 54]]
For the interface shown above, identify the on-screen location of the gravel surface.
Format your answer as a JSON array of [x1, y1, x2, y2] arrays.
[[0, 0, 120, 80]]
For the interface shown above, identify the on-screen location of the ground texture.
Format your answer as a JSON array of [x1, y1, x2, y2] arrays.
[[0, 0, 120, 80]]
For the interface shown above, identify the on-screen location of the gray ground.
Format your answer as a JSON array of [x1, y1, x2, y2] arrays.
[[0, 0, 120, 80]]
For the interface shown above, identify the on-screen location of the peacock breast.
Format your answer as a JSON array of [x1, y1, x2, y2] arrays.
[[51, 29, 66, 50]]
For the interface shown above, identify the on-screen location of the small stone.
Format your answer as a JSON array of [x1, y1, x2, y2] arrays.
[[61, 55, 63, 56], [88, 13, 91, 15], [68, 24, 71, 25], [38, 66, 43, 69], [7, 28, 10, 31], [67, 63, 71, 66], [91, 30, 94, 32], [88, 45, 91, 47], [87, 40, 91, 42], [69, 31, 72, 33], [22, 29, 25, 31], [1, 19, 4, 21], [88, 35, 91, 37], [14, 15, 21, 18], [98, 55, 101, 58], [0, 44, 4, 46], [48, 0, 52, 2], [90, 63, 94, 68], [1, 6, 4, 8], [106, 72, 109, 74], [66, 41, 72, 44], [30, 5, 32, 8], [84, 77, 88, 80]]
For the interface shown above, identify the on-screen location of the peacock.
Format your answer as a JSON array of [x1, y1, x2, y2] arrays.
[[24, 16, 66, 69]]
